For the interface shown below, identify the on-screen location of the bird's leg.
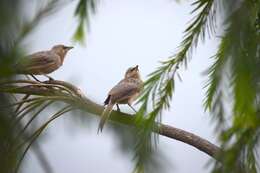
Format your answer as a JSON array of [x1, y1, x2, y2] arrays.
[[25, 75, 31, 80], [44, 74, 54, 81], [14, 94, 30, 117], [30, 75, 41, 82], [128, 103, 137, 113], [116, 104, 121, 112]]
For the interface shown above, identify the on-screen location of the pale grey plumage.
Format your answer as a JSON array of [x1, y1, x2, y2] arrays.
[[16, 51, 61, 75], [98, 65, 143, 132], [15, 44, 73, 78], [108, 78, 142, 104]]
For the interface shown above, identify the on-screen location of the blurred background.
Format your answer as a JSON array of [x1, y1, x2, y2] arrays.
[[21, 0, 218, 173], [0, 0, 221, 173]]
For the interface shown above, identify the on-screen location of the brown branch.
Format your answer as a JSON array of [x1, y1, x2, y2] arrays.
[[0, 79, 221, 159], [160, 125, 219, 157]]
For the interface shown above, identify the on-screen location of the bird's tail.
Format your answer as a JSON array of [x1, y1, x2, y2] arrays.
[[98, 103, 114, 133]]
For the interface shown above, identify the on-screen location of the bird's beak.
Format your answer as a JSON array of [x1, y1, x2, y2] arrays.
[[65, 46, 74, 50]]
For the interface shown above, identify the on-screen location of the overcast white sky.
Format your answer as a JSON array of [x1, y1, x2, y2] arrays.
[[23, 0, 219, 173]]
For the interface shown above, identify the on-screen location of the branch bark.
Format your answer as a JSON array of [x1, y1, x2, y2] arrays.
[[0, 79, 221, 159]]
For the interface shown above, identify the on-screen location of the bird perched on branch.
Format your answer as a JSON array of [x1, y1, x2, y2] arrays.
[[98, 65, 143, 132], [14, 44, 73, 81]]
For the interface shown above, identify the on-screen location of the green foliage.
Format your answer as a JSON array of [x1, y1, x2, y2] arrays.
[[0, 1, 74, 172], [0, 94, 19, 173], [0, 80, 83, 173], [0, 0, 50, 172], [133, 0, 217, 172], [204, 1, 260, 172], [203, 33, 229, 131], [134, 0, 260, 172], [73, 0, 98, 44], [1, 0, 260, 173]]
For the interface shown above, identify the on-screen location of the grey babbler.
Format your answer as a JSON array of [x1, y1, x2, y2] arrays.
[[98, 65, 143, 132], [14, 44, 73, 80]]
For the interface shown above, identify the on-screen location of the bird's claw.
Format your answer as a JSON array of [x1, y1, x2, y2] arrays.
[[48, 77, 54, 81], [44, 75, 54, 81], [116, 104, 121, 112]]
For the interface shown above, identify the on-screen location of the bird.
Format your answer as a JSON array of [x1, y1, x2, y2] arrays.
[[14, 44, 73, 81], [98, 65, 143, 132]]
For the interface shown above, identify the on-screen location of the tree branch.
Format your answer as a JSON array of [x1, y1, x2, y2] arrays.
[[0, 79, 221, 159]]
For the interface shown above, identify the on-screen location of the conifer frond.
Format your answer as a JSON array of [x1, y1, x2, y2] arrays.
[[203, 35, 230, 131], [204, 1, 260, 172], [134, 0, 218, 172], [73, 0, 99, 43], [0, 80, 82, 173], [137, 0, 217, 122]]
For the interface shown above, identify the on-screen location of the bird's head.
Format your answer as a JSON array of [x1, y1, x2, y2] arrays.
[[51, 44, 73, 61], [125, 65, 141, 79]]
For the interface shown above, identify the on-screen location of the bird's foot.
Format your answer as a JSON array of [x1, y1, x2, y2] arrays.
[[30, 75, 42, 82], [116, 104, 121, 112], [48, 77, 54, 81], [128, 103, 137, 113], [44, 75, 54, 81]]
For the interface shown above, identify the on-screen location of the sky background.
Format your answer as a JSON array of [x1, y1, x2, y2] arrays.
[[22, 0, 219, 172]]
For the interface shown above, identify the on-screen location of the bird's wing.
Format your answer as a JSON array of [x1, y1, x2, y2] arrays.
[[108, 81, 140, 103], [26, 51, 58, 66], [15, 51, 59, 73]]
